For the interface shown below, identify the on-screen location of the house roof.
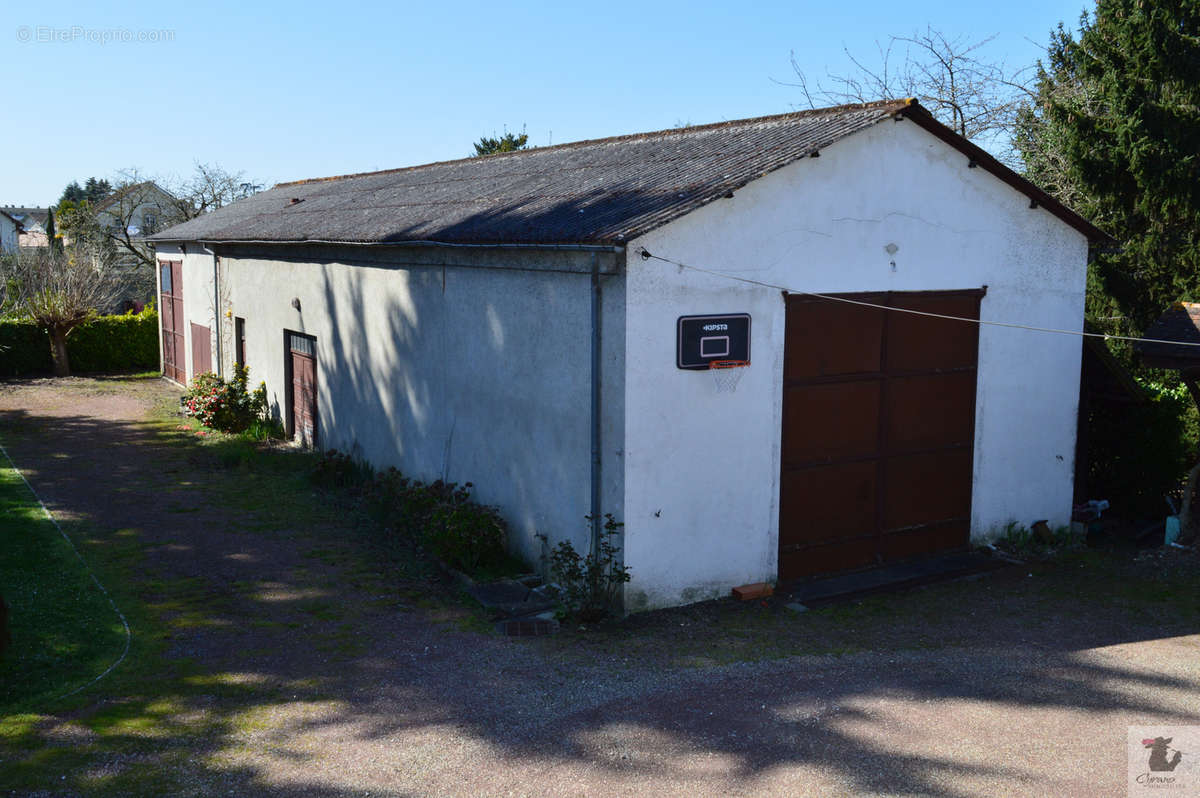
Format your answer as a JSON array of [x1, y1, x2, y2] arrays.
[[0, 207, 47, 229], [0, 210, 23, 231], [1136, 302, 1200, 369], [94, 181, 176, 212], [149, 99, 1110, 247]]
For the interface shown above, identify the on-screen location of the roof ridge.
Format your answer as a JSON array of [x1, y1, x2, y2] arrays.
[[275, 99, 915, 189]]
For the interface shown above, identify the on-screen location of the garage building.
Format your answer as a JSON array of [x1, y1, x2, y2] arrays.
[[149, 98, 1107, 610]]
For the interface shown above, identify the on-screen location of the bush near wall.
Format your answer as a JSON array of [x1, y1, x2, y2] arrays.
[[0, 307, 160, 377], [1084, 378, 1200, 518]]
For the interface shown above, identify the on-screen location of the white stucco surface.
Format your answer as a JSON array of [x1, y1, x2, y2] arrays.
[[0, 215, 20, 253], [622, 116, 1088, 610], [169, 246, 626, 565]]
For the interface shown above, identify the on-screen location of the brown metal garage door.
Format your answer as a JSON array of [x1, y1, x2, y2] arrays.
[[778, 289, 984, 582]]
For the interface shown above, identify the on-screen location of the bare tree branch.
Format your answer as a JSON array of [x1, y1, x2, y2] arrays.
[[787, 27, 1035, 165]]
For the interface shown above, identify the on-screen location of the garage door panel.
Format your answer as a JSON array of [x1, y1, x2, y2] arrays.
[[880, 520, 969, 562], [886, 296, 981, 372], [779, 462, 877, 545], [887, 372, 977, 450], [780, 537, 879, 579], [780, 290, 981, 583], [783, 381, 881, 463], [785, 298, 885, 378], [881, 450, 973, 531]]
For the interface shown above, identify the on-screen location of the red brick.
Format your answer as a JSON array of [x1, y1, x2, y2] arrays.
[[732, 582, 774, 601]]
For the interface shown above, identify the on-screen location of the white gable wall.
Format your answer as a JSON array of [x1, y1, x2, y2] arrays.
[[623, 116, 1088, 610]]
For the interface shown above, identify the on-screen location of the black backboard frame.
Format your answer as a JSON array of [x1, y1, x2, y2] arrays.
[[677, 313, 751, 370]]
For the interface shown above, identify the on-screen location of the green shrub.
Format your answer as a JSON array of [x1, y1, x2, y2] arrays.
[[0, 321, 51, 375], [243, 417, 286, 442], [184, 365, 268, 433], [426, 482, 508, 573], [311, 450, 376, 491], [991, 520, 1082, 558], [548, 514, 631, 622], [0, 306, 159, 376], [1085, 378, 1199, 517], [310, 453, 514, 578]]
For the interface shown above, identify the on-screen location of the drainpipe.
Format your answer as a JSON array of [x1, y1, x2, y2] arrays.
[[202, 244, 222, 377], [590, 251, 603, 553]]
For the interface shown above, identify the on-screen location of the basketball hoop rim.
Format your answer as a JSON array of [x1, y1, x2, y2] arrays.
[[708, 359, 750, 370]]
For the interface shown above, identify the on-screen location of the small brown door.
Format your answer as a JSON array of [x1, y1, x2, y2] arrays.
[[778, 290, 983, 582], [159, 261, 185, 383], [287, 332, 317, 447], [190, 323, 212, 377]]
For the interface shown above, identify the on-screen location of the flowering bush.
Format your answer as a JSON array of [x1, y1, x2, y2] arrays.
[[185, 365, 268, 433]]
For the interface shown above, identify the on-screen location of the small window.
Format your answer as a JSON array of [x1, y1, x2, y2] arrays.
[[288, 332, 315, 356], [234, 317, 246, 368], [160, 263, 172, 293]]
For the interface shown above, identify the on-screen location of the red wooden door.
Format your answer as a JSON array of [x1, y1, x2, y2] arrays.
[[288, 333, 317, 447], [190, 323, 212, 378], [159, 261, 185, 383], [778, 290, 983, 582]]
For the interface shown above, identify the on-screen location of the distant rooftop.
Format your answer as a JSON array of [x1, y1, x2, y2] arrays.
[[1137, 302, 1200, 368], [0, 207, 49, 228]]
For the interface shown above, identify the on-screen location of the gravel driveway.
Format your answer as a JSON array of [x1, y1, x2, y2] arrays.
[[1, 376, 1198, 797]]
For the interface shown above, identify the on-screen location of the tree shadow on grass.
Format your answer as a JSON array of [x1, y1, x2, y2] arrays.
[[0, 393, 1198, 796]]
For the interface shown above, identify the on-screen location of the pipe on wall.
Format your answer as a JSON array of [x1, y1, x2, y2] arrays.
[[202, 245, 222, 377], [590, 252, 603, 553]]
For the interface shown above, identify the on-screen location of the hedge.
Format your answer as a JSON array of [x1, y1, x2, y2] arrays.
[[0, 307, 160, 377]]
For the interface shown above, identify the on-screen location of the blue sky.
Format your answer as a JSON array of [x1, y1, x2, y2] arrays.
[[1, 0, 1090, 206]]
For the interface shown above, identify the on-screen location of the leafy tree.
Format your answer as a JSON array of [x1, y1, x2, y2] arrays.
[[1017, 0, 1200, 330], [83, 177, 112, 203], [0, 243, 123, 376], [57, 181, 85, 205], [58, 177, 112, 206], [472, 129, 529, 156], [44, 207, 62, 254], [56, 200, 112, 254]]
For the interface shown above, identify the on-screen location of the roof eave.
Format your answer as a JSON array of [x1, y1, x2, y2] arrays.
[[145, 235, 626, 252]]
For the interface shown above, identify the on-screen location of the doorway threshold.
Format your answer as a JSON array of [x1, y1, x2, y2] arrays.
[[782, 550, 1010, 606]]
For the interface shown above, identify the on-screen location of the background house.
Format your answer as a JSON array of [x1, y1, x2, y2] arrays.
[[0, 207, 48, 249], [95, 182, 182, 310], [149, 99, 1106, 610], [0, 211, 21, 253]]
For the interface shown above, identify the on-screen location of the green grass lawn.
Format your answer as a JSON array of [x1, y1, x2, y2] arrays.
[[0, 464, 130, 713], [0, 390, 473, 795]]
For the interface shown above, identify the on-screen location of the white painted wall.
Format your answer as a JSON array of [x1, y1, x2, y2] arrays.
[[623, 116, 1089, 610], [0, 215, 19, 253], [195, 246, 627, 566]]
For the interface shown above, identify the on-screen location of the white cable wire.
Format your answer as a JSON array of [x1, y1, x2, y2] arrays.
[[640, 249, 1200, 348], [0, 440, 131, 698]]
